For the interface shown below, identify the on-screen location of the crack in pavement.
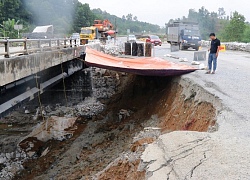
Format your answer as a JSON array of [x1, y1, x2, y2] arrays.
[[167, 138, 210, 161], [184, 149, 211, 180], [143, 135, 213, 180], [169, 136, 210, 153], [190, 152, 206, 178]]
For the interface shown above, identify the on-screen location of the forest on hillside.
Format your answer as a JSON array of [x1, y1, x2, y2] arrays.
[[170, 6, 250, 42], [92, 9, 161, 34], [1, 1, 250, 42], [0, 0, 161, 38]]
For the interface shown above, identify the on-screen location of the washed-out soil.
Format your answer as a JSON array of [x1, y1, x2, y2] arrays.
[[11, 75, 216, 180], [89, 77, 216, 180]]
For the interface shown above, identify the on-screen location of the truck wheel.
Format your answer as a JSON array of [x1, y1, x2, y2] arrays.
[[195, 47, 199, 51]]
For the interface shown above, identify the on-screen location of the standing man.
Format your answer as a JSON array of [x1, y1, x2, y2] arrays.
[[207, 33, 221, 74]]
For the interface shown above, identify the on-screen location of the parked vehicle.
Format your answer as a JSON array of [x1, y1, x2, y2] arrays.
[[23, 25, 54, 39], [80, 26, 98, 45], [127, 34, 136, 42], [146, 35, 162, 46], [80, 19, 116, 44], [167, 21, 201, 51]]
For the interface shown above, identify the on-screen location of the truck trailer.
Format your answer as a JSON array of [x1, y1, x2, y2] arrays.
[[23, 25, 54, 39], [167, 21, 201, 51]]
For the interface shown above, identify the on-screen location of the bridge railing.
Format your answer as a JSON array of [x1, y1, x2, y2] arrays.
[[0, 38, 79, 58]]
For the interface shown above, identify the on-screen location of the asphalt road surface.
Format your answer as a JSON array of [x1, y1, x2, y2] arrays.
[[140, 43, 250, 179], [155, 43, 250, 137]]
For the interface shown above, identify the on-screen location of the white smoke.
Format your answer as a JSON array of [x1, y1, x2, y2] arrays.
[[23, 0, 76, 35]]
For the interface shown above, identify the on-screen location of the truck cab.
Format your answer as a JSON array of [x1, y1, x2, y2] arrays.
[[180, 29, 201, 50], [167, 22, 201, 51], [80, 26, 98, 45]]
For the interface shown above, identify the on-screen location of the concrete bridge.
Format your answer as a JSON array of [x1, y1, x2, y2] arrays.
[[0, 38, 100, 117]]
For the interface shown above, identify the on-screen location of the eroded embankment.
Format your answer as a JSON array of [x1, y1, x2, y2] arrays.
[[36, 75, 218, 180], [92, 76, 219, 180], [4, 71, 219, 180]]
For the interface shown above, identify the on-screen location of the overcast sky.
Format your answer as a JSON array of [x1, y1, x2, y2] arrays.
[[80, 0, 250, 26]]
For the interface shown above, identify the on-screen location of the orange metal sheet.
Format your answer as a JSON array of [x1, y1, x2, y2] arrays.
[[85, 47, 197, 76]]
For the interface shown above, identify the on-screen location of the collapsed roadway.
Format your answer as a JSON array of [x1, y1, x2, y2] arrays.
[[0, 40, 250, 179]]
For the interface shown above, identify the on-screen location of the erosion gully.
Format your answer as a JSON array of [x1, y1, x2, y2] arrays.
[[0, 66, 217, 180]]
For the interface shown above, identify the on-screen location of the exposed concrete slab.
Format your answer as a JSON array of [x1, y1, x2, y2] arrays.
[[141, 130, 250, 180]]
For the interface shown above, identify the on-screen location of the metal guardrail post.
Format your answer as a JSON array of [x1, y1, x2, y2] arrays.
[[64, 39, 67, 48], [23, 39, 28, 55], [38, 39, 42, 51], [70, 39, 72, 47], [49, 39, 52, 49], [57, 39, 60, 49], [4, 40, 10, 58]]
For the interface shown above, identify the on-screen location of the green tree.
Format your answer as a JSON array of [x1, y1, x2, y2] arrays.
[[242, 25, 250, 42], [126, 14, 133, 21], [218, 8, 226, 19], [185, 7, 231, 39], [73, 2, 96, 32], [0, 19, 19, 38], [92, 9, 160, 34], [0, 0, 20, 22], [23, 0, 80, 34], [0, 0, 30, 28], [222, 11, 246, 41], [122, 15, 126, 22], [133, 16, 138, 21], [0, 0, 161, 36]]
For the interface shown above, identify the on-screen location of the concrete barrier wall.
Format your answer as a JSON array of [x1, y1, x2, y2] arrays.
[[86, 43, 101, 51], [223, 42, 250, 52], [201, 41, 250, 52]]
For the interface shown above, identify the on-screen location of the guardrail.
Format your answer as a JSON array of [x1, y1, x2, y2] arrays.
[[0, 38, 79, 58], [0, 37, 9, 39]]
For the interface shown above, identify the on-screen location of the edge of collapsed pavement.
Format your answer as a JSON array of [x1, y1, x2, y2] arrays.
[[2, 41, 250, 179], [91, 70, 250, 179]]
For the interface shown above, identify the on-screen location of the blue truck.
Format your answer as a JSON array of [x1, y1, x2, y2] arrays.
[[167, 21, 201, 51]]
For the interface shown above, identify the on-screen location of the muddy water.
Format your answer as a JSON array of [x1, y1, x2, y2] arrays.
[[1, 69, 217, 180]]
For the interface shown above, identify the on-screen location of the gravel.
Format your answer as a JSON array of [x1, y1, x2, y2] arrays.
[[100, 39, 125, 56]]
